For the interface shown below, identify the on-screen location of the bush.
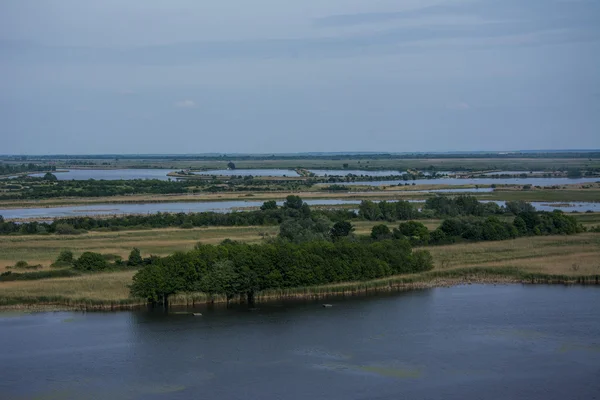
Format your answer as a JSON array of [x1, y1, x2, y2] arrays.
[[73, 252, 109, 271], [55, 223, 83, 235], [0, 269, 79, 282], [127, 248, 143, 266], [371, 224, 391, 240], [56, 250, 74, 263], [412, 250, 434, 271]]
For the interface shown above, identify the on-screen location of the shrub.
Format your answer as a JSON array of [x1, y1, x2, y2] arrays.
[[56, 250, 74, 264], [371, 224, 391, 240], [127, 248, 143, 266], [73, 252, 109, 271], [55, 223, 82, 235]]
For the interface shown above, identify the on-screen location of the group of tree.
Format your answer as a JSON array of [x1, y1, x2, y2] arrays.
[[130, 236, 433, 306], [358, 196, 546, 222], [0, 197, 356, 235], [370, 210, 583, 246], [0, 163, 55, 176], [50, 247, 150, 271], [128, 195, 433, 305]]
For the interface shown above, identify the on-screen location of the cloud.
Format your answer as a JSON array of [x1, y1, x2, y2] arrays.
[[447, 101, 470, 110], [174, 99, 196, 108]]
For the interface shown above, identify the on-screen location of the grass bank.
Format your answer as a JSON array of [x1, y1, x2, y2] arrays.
[[1, 233, 598, 311]]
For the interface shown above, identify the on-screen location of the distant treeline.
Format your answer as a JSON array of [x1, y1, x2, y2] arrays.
[[0, 199, 355, 235], [0, 176, 314, 200], [0, 195, 586, 235], [0, 163, 55, 176], [5, 151, 600, 162], [372, 210, 584, 246]]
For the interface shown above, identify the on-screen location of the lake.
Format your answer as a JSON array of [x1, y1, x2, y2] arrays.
[[343, 177, 600, 186], [30, 169, 176, 181], [1, 285, 599, 400], [2, 199, 598, 220], [308, 169, 404, 177], [194, 169, 299, 177]]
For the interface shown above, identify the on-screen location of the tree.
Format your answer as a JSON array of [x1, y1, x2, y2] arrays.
[[359, 200, 382, 220], [43, 172, 58, 181], [330, 221, 354, 240], [55, 250, 74, 264], [371, 224, 391, 240], [505, 200, 535, 215], [283, 195, 304, 210], [260, 200, 278, 210], [394, 221, 430, 245], [73, 252, 109, 271], [395, 201, 416, 220], [227, 161, 236, 169], [128, 248, 143, 266]]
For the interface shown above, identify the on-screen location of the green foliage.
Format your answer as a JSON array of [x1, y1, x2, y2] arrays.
[[394, 221, 430, 245], [283, 195, 304, 210], [127, 248, 143, 266], [43, 172, 58, 181], [0, 269, 79, 282], [330, 221, 354, 239], [260, 200, 278, 210], [56, 250, 74, 263], [55, 223, 82, 235], [73, 252, 109, 271], [279, 216, 332, 243], [505, 200, 536, 215], [227, 161, 236, 169], [130, 238, 432, 303], [371, 224, 391, 240]]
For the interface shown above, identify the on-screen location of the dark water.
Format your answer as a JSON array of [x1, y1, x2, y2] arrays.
[[30, 169, 176, 181], [1, 285, 599, 400]]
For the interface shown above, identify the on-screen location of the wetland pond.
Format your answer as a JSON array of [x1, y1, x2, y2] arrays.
[[342, 177, 600, 187], [30, 169, 176, 181], [1, 284, 599, 400]]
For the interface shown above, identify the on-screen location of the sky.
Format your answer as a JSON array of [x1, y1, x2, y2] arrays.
[[1, 0, 599, 154]]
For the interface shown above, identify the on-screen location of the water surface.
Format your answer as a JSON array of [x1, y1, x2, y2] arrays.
[[30, 169, 175, 181], [1, 285, 599, 400], [344, 177, 600, 187], [194, 169, 299, 177], [308, 169, 404, 177], [2, 199, 598, 220]]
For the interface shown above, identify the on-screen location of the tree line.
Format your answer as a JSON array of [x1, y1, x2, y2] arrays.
[[0, 163, 55, 176], [0, 195, 585, 236], [129, 234, 432, 306], [370, 209, 583, 245]]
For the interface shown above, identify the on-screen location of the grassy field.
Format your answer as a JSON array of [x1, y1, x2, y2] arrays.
[[2, 213, 599, 268], [2, 221, 436, 268]]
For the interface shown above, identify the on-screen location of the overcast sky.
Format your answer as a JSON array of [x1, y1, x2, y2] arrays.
[[1, 0, 599, 154]]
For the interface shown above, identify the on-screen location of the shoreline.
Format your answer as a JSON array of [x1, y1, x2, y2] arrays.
[[2, 267, 598, 312]]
